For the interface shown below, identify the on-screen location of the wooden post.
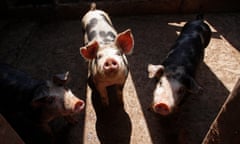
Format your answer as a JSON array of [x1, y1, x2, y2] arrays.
[[0, 114, 25, 144], [202, 78, 240, 144]]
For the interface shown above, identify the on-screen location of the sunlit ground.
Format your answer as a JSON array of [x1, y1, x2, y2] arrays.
[[83, 19, 240, 144]]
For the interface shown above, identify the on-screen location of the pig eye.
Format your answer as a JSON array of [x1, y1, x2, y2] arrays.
[[156, 79, 162, 85], [159, 80, 162, 85], [97, 54, 103, 59], [153, 78, 160, 84]]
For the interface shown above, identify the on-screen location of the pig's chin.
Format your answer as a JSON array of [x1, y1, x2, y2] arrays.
[[104, 70, 118, 77]]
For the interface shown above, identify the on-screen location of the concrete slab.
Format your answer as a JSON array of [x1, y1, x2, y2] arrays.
[[0, 12, 239, 144]]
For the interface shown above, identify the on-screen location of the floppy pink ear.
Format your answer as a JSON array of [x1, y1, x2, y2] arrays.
[[80, 41, 99, 60], [115, 29, 134, 54], [148, 64, 165, 78]]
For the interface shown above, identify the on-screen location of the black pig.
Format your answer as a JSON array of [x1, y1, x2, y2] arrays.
[[0, 63, 85, 143], [148, 15, 212, 115]]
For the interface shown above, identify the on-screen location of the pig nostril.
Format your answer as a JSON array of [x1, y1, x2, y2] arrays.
[[104, 62, 109, 67], [153, 103, 171, 116], [112, 61, 117, 66], [104, 59, 118, 70], [74, 101, 85, 112]]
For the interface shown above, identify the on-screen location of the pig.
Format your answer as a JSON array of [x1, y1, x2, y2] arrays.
[[0, 63, 85, 142], [148, 15, 211, 115], [79, 3, 134, 106]]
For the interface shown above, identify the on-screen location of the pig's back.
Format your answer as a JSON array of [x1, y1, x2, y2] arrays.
[[82, 9, 117, 44], [181, 19, 211, 48], [0, 64, 41, 112], [163, 33, 204, 76]]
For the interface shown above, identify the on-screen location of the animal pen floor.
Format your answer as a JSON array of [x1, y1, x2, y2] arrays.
[[0, 12, 240, 144]]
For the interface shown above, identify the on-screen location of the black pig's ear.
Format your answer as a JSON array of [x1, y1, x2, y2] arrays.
[[148, 64, 165, 79], [53, 71, 69, 86]]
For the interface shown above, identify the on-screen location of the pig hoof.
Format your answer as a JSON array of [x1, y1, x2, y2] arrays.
[[153, 103, 171, 116]]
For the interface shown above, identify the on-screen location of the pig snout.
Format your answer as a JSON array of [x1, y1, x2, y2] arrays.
[[153, 103, 171, 116], [63, 99, 85, 124], [63, 93, 85, 115], [103, 58, 119, 73]]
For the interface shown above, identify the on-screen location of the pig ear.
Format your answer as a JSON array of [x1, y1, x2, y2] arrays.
[[115, 29, 134, 54], [148, 64, 165, 78], [52, 71, 69, 86], [80, 41, 99, 60], [181, 75, 203, 94]]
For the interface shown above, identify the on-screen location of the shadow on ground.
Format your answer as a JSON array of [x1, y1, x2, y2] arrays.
[[122, 14, 231, 144], [1, 12, 239, 144], [89, 81, 132, 144]]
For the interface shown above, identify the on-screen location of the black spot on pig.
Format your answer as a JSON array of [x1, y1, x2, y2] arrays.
[[99, 31, 115, 39], [86, 18, 98, 33], [88, 30, 97, 42], [99, 31, 116, 43], [103, 39, 114, 43]]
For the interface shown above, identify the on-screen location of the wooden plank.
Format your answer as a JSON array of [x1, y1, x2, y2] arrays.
[[202, 78, 240, 144], [0, 114, 25, 144]]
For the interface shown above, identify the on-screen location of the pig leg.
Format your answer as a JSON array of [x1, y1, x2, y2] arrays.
[[88, 76, 109, 105], [96, 81, 126, 106], [116, 85, 124, 105], [96, 84, 109, 106]]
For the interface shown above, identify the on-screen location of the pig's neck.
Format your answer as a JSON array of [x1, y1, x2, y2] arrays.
[[28, 81, 54, 122], [28, 106, 55, 124], [20, 80, 46, 104]]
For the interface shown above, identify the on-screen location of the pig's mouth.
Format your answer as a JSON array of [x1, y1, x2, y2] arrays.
[[104, 68, 119, 76], [102, 58, 120, 76]]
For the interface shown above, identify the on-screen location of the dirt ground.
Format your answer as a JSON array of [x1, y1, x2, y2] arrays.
[[0, 12, 240, 144]]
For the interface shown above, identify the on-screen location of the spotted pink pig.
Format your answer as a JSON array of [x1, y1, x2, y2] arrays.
[[80, 3, 134, 106]]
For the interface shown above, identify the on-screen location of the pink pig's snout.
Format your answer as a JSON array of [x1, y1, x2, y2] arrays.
[[153, 103, 171, 116], [103, 58, 119, 73]]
